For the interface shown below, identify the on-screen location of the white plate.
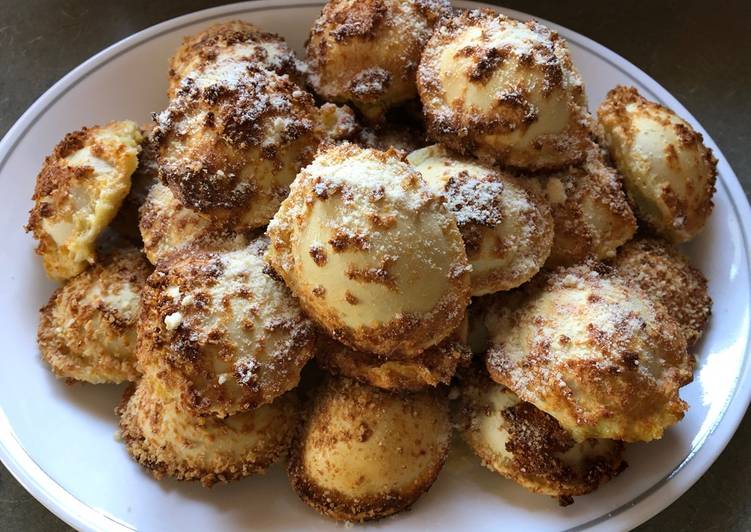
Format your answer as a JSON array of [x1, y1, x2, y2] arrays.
[[1, 1, 749, 530]]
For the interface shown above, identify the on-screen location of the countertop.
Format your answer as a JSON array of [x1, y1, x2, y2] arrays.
[[1, 1, 749, 530]]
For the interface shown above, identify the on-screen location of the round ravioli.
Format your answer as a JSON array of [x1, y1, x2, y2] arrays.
[[484, 263, 693, 442], [530, 142, 637, 266], [168, 20, 307, 98], [417, 10, 589, 170], [118, 374, 299, 486], [612, 237, 711, 347], [154, 63, 319, 224], [457, 366, 625, 503], [137, 237, 316, 417], [266, 143, 470, 356], [408, 144, 554, 295], [37, 246, 151, 383], [26, 121, 142, 281], [306, 0, 451, 121], [288, 376, 451, 521], [138, 183, 255, 265], [597, 86, 717, 243], [316, 318, 471, 391]]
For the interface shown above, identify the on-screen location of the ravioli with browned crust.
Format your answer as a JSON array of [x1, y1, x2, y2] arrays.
[[27, 121, 142, 281], [484, 263, 693, 442], [118, 374, 298, 486], [306, 0, 451, 121], [288, 376, 450, 522], [38, 246, 151, 383], [137, 237, 315, 417]]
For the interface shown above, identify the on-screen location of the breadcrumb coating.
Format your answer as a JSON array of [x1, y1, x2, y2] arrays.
[[417, 10, 590, 170], [612, 236, 711, 347], [288, 376, 451, 521], [27, 121, 142, 281], [408, 144, 554, 294], [118, 374, 299, 487], [266, 143, 470, 356], [137, 237, 315, 417], [530, 141, 637, 266], [306, 0, 451, 121], [597, 86, 717, 243], [168, 20, 307, 98], [37, 246, 151, 383], [484, 262, 693, 442], [456, 365, 625, 503]]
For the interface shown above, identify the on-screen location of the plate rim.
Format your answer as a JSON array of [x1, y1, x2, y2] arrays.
[[1, 1, 749, 530]]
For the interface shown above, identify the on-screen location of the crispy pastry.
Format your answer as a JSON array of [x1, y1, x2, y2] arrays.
[[417, 10, 589, 170], [265, 143, 470, 356], [168, 20, 307, 98], [597, 86, 717, 243], [137, 237, 315, 417], [27, 121, 142, 281], [288, 376, 450, 521], [118, 374, 298, 486], [408, 144, 554, 295], [529, 141, 637, 266], [306, 0, 451, 121], [612, 236, 711, 347], [37, 246, 151, 383], [456, 365, 625, 503], [484, 263, 693, 442]]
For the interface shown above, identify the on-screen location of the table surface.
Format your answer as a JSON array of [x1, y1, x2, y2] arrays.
[[1, 0, 749, 530]]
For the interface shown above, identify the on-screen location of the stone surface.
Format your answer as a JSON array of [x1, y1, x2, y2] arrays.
[[1, 0, 749, 530]]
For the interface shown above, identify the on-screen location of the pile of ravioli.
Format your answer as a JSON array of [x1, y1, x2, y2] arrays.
[[26, 1, 717, 522]]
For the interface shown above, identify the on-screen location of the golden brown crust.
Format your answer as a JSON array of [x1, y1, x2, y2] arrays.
[[137, 237, 315, 417], [26, 121, 142, 281], [408, 144, 554, 294], [154, 64, 318, 222], [316, 323, 471, 391], [118, 375, 299, 486], [110, 126, 159, 244], [456, 365, 625, 499], [417, 10, 589, 170], [266, 143, 470, 357], [597, 86, 717, 243], [306, 0, 451, 121], [37, 246, 151, 383], [168, 20, 307, 98], [483, 262, 694, 442], [287, 376, 451, 521], [612, 236, 711, 347], [530, 141, 637, 266], [138, 183, 257, 265]]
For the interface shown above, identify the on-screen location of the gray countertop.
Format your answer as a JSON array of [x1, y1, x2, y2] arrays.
[[1, 1, 749, 530]]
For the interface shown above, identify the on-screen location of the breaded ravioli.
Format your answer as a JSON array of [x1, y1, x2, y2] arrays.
[[484, 263, 693, 442], [456, 366, 625, 503], [530, 142, 637, 266], [612, 237, 711, 347], [168, 20, 307, 98], [27, 121, 142, 281], [37, 246, 151, 383], [266, 143, 470, 357], [137, 237, 315, 417], [139, 183, 254, 265], [417, 10, 589, 170], [408, 144, 554, 295], [306, 0, 451, 121], [597, 86, 717, 243], [316, 319, 471, 391], [118, 374, 299, 486], [110, 126, 159, 244], [154, 63, 319, 224], [288, 376, 451, 521]]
